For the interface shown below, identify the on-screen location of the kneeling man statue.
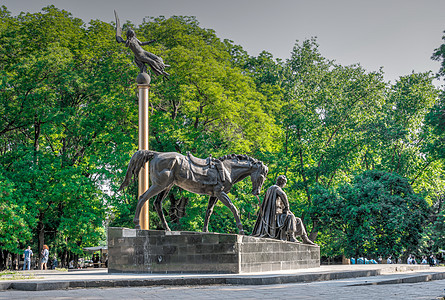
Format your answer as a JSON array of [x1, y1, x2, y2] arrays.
[[251, 175, 315, 245]]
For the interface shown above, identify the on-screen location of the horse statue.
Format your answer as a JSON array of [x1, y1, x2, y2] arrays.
[[119, 150, 268, 234]]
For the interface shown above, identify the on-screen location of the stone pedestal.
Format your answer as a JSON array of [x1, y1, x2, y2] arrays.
[[108, 228, 320, 273]]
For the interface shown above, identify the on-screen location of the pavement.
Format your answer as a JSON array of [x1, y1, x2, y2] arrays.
[[2, 277, 445, 299], [0, 264, 444, 293]]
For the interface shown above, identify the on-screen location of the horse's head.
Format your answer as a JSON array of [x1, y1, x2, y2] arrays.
[[250, 161, 268, 196]]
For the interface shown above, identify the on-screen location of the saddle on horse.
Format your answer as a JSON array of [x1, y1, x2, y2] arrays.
[[188, 152, 211, 167], [184, 152, 231, 186]]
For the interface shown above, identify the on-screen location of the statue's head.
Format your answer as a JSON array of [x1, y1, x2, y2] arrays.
[[126, 29, 136, 38], [251, 161, 268, 196], [276, 175, 287, 187]]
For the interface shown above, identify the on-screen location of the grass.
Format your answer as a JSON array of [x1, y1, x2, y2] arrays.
[[0, 270, 39, 281], [0, 271, 15, 276]]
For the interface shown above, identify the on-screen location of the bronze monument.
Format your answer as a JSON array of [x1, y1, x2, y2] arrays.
[[115, 11, 169, 79], [119, 151, 268, 234], [252, 175, 315, 245]]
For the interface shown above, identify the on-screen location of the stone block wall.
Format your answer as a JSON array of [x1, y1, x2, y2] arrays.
[[239, 235, 320, 272], [108, 228, 319, 273]]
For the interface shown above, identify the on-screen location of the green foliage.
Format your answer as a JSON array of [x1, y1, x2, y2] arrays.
[[312, 170, 429, 258], [0, 5, 134, 255], [431, 30, 445, 79], [425, 91, 445, 161], [0, 171, 32, 253], [134, 16, 277, 156]]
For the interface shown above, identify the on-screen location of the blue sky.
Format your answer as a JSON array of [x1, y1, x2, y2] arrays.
[[3, 0, 445, 85]]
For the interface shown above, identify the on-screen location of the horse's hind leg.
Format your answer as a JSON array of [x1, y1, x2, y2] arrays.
[[203, 196, 218, 232], [153, 186, 173, 231], [216, 192, 244, 235], [134, 184, 165, 229]]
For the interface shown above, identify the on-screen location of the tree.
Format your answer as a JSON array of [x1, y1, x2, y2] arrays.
[[0, 171, 32, 257], [417, 30, 445, 254], [311, 170, 429, 258], [138, 16, 277, 155], [368, 73, 439, 183], [275, 38, 386, 240], [0, 6, 135, 262], [431, 30, 445, 79]]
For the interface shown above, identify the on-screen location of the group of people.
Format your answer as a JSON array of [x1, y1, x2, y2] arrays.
[[385, 256, 399, 264], [351, 257, 379, 264], [418, 254, 438, 266], [404, 254, 438, 266], [22, 244, 54, 270], [351, 254, 440, 266]]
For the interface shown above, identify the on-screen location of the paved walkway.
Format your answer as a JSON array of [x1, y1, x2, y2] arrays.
[[1, 265, 445, 299], [1, 273, 445, 299]]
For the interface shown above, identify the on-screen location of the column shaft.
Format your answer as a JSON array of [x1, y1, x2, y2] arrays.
[[138, 84, 150, 230]]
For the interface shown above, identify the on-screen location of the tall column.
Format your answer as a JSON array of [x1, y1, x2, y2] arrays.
[[137, 75, 150, 230]]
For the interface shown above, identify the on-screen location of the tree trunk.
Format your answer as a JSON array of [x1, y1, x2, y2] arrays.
[[74, 253, 79, 268], [168, 194, 188, 224], [34, 118, 41, 165], [12, 253, 17, 270], [61, 250, 67, 268], [178, 197, 188, 219], [38, 218, 45, 257], [35, 118, 45, 261], [0, 250, 7, 270]]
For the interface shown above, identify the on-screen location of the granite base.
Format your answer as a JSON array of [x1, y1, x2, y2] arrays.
[[108, 227, 320, 274]]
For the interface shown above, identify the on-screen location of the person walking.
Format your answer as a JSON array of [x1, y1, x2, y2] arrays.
[[22, 246, 33, 270], [428, 254, 435, 267], [40, 245, 49, 270]]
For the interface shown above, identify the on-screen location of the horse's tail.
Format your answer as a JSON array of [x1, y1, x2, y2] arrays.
[[118, 150, 157, 191]]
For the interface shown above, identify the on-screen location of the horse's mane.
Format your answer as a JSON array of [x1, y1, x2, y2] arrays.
[[217, 154, 261, 164]]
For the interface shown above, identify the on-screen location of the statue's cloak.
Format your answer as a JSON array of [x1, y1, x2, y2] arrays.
[[251, 185, 282, 239], [251, 185, 305, 240]]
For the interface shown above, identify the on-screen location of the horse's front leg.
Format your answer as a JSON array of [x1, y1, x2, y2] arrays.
[[134, 184, 165, 229], [216, 192, 245, 235], [203, 196, 218, 232]]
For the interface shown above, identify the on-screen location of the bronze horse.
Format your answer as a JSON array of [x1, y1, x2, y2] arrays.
[[119, 150, 268, 234]]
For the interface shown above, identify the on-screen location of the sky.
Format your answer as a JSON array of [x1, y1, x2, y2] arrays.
[[2, 0, 445, 85]]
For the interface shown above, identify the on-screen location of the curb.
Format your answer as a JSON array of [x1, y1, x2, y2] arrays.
[[1, 266, 443, 291], [225, 269, 381, 285], [0, 270, 437, 291], [350, 272, 445, 286]]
